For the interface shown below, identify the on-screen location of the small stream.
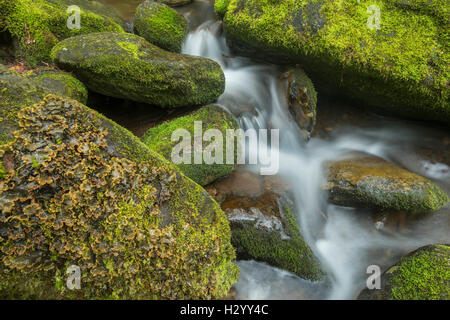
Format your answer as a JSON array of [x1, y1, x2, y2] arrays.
[[99, 0, 450, 300]]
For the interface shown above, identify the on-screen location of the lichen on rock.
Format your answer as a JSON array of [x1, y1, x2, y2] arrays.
[[324, 155, 450, 211], [0, 95, 239, 299]]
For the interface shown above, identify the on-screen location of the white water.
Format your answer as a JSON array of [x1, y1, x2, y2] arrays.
[[182, 21, 450, 300]]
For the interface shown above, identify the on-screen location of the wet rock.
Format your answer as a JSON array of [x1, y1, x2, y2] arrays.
[[25, 68, 88, 104], [280, 67, 317, 139], [358, 244, 450, 300], [0, 95, 239, 299], [142, 105, 238, 185], [134, 1, 188, 53], [0, 0, 125, 67], [324, 155, 449, 211], [219, 0, 450, 125], [51, 32, 225, 108], [207, 171, 324, 281]]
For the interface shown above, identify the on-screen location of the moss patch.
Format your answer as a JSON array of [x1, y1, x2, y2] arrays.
[[134, 1, 188, 52], [142, 105, 238, 186], [228, 204, 324, 281], [358, 244, 450, 300]]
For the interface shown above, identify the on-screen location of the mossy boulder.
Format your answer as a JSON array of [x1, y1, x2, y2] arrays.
[[0, 0, 125, 67], [142, 105, 238, 186], [0, 64, 89, 146], [358, 244, 450, 300], [218, 0, 450, 124], [51, 32, 225, 108], [25, 68, 88, 104], [207, 171, 324, 281], [281, 67, 317, 139], [324, 155, 449, 211], [134, 1, 188, 52], [0, 95, 239, 299]]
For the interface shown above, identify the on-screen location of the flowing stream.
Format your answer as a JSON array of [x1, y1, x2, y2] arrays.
[[100, 0, 450, 300]]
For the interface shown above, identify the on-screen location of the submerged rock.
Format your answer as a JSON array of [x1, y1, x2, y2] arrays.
[[324, 155, 449, 211], [0, 0, 125, 66], [134, 1, 188, 52], [25, 68, 88, 104], [280, 67, 317, 139], [358, 244, 450, 300], [142, 105, 238, 185], [0, 95, 239, 299], [0, 64, 88, 145], [51, 32, 225, 108], [218, 0, 450, 124], [207, 171, 324, 281]]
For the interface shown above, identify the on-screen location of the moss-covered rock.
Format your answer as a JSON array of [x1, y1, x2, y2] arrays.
[[0, 0, 125, 67], [142, 105, 238, 185], [281, 67, 317, 139], [324, 155, 449, 211], [134, 1, 188, 53], [25, 68, 88, 104], [358, 244, 450, 300], [206, 171, 324, 281], [51, 32, 225, 108], [0, 64, 48, 146], [0, 64, 89, 146], [0, 95, 239, 299], [219, 0, 450, 124]]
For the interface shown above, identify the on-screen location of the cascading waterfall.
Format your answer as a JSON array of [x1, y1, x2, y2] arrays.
[[182, 20, 450, 300]]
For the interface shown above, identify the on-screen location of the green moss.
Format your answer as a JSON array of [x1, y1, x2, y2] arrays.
[[230, 205, 324, 281], [0, 0, 124, 67], [215, 0, 231, 18], [134, 1, 188, 52], [0, 95, 239, 299], [25, 68, 88, 104], [389, 245, 449, 299], [51, 32, 225, 108], [0, 159, 6, 179], [142, 105, 238, 185], [220, 0, 450, 124]]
